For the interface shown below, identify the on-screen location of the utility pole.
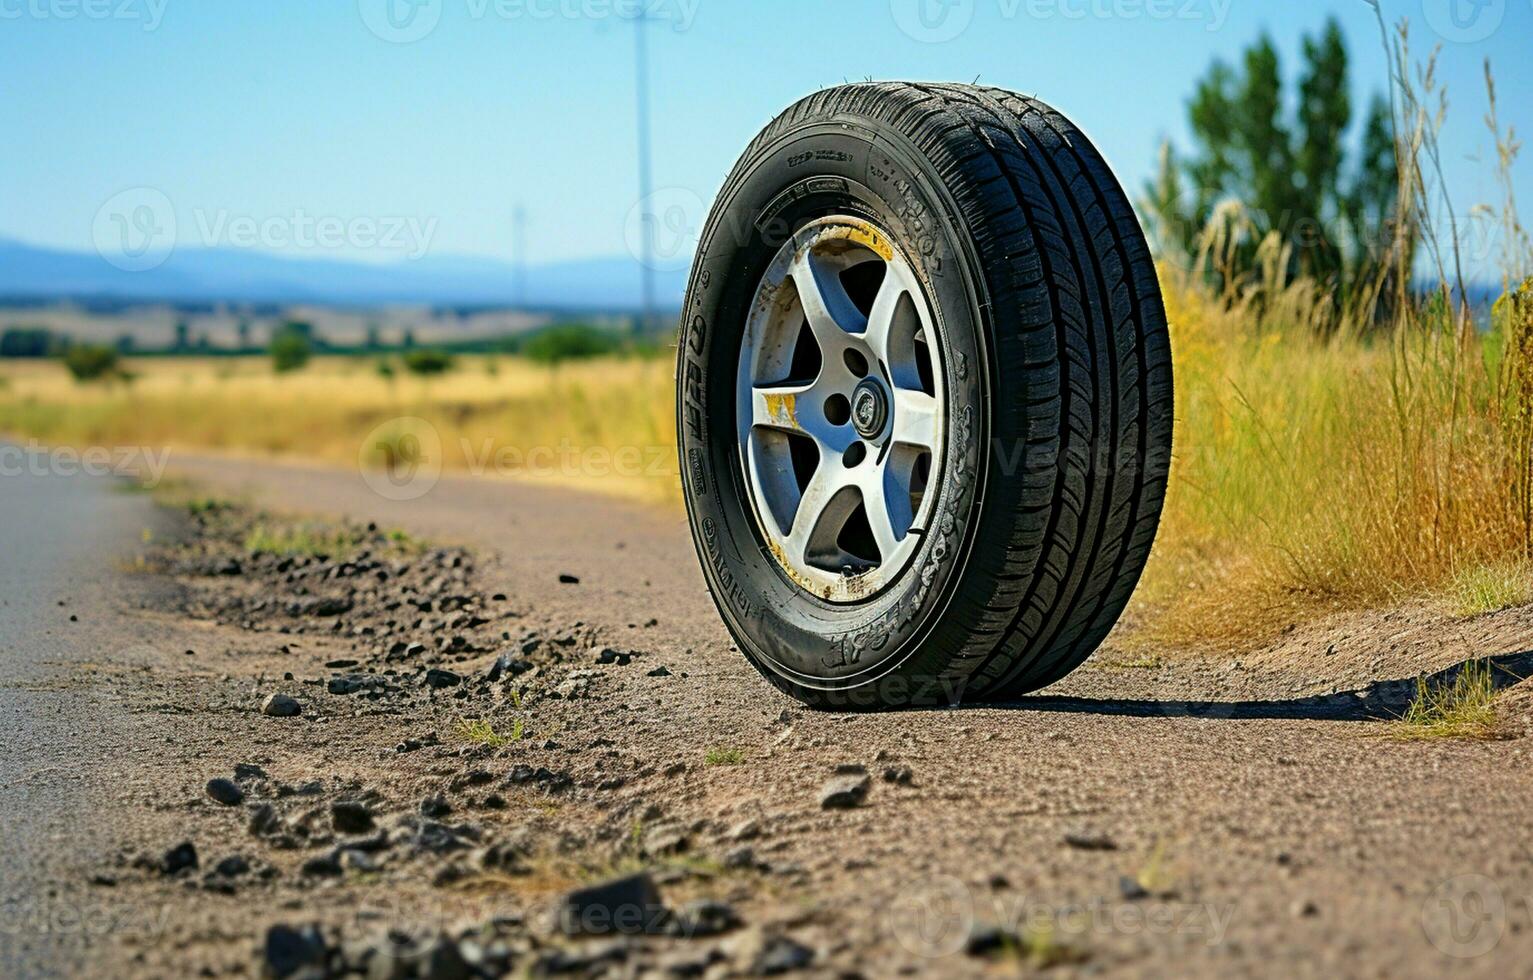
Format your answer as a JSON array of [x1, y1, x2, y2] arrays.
[[633, 12, 656, 334]]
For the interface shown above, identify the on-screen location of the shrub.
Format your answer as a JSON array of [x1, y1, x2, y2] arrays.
[[1, 327, 56, 358], [402, 348, 454, 377], [62, 344, 120, 382], [1395, 660, 1502, 740], [270, 330, 312, 374], [519, 324, 620, 365], [703, 746, 745, 766]]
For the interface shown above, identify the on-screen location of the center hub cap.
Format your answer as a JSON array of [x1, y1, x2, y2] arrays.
[[851, 380, 889, 438]]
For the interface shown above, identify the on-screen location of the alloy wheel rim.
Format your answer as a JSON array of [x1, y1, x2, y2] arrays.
[[736, 216, 947, 603]]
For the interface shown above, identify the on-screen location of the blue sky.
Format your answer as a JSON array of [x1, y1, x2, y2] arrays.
[[3, 0, 1530, 277]]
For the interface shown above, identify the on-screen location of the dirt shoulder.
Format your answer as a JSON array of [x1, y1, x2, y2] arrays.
[[20, 454, 1533, 978]]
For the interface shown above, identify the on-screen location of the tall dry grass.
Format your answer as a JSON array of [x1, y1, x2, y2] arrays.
[[0, 355, 680, 504], [1132, 257, 1533, 649], [1126, 16, 1533, 648]]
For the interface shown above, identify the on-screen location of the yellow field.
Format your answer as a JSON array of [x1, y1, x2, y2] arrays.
[[0, 354, 679, 504], [2, 273, 1529, 651]]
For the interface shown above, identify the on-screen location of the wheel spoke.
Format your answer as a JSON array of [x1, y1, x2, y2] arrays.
[[862, 269, 908, 367], [891, 389, 940, 449], [787, 459, 855, 561], [790, 251, 864, 350], [858, 467, 906, 562], [752, 381, 856, 454], [751, 382, 814, 435]]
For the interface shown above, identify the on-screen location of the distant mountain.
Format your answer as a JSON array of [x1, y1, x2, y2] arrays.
[[0, 238, 688, 311]]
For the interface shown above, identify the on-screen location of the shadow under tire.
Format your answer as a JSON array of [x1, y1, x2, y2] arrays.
[[677, 82, 1173, 709]]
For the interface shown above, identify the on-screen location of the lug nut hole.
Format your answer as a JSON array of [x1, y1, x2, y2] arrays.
[[843, 348, 869, 378], [825, 394, 852, 426]]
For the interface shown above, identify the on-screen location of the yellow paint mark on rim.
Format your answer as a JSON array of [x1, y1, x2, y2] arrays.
[[813, 223, 895, 263], [763, 392, 798, 430]]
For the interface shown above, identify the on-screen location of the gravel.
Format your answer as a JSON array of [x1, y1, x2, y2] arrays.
[[556, 872, 669, 937], [159, 841, 198, 876], [205, 778, 244, 806], [818, 773, 870, 810], [260, 694, 300, 718]]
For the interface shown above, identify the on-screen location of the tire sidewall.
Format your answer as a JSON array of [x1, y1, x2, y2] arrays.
[[677, 117, 991, 706]]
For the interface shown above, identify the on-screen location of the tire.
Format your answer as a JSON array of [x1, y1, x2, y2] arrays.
[[676, 82, 1173, 710]]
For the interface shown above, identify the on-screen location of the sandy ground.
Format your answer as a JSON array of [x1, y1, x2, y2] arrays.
[[5, 453, 1533, 979]]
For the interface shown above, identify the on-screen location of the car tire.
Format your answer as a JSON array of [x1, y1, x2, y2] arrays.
[[676, 82, 1173, 709]]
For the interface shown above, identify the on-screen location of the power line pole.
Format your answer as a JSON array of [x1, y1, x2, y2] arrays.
[[633, 12, 656, 334]]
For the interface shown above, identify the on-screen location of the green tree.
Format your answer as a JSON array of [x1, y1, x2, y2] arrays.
[[278, 319, 316, 343], [1147, 17, 1398, 308], [62, 344, 120, 382], [0, 327, 56, 358], [401, 348, 454, 376], [517, 324, 620, 366], [270, 326, 312, 374]]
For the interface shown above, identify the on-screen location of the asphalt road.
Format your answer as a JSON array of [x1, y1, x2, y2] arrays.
[[0, 459, 176, 979]]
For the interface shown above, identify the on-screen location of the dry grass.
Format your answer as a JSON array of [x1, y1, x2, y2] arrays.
[[454, 716, 522, 748], [702, 746, 746, 767], [1449, 563, 1533, 618], [242, 522, 365, 558], [1392, 660, 1504, 741], [0, 353, 679, 504], [1124, 270, 1533, 651], [3, 278, 1529, 653]]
